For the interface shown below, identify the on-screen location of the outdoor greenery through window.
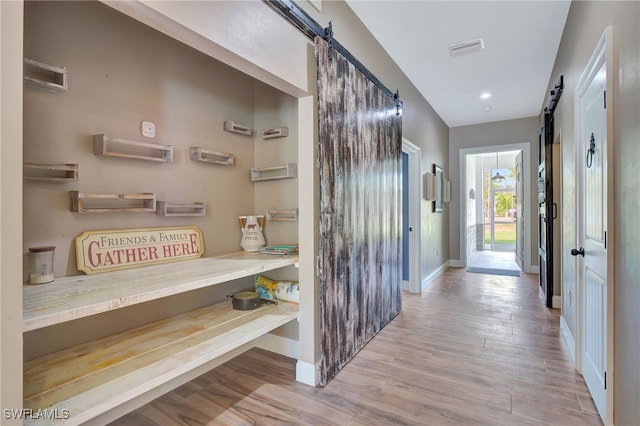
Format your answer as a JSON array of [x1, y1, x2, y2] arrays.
[[484, 167, 517, 248]]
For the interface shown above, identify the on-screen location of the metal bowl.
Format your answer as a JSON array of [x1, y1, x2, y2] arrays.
[[229, 291, 277, 310]]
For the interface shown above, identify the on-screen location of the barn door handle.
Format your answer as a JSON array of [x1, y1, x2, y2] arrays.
[[570, 247, 585, 257], [586, 133, 596, 168]]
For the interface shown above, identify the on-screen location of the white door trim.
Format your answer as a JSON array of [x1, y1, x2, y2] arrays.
[[574, 26, 614, 425], [402, 139, 422, 293], [459, 143, 531, 272]]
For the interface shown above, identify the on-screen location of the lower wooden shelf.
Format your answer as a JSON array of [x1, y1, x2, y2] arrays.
[[23, 300, 298, 425]]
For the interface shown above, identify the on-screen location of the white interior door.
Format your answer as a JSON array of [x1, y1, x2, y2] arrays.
[[575, 29, 611, 424], [402, 140, 421, 293]]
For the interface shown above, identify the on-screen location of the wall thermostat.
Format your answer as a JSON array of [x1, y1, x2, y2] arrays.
[[141, 120, 156, 138]]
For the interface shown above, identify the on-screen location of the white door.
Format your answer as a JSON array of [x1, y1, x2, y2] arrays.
[[575, 29, 612, 424], [515, 151, 524, 269], [402, 140, 421, 293]]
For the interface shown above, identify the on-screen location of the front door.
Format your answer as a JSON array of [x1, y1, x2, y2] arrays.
[[575, 29, 611, 423], [514, 151, 524, 269], [491, 189, 516, 252]]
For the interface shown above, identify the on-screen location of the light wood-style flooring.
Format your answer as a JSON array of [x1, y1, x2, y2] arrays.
[[112, 268, 602, 425]]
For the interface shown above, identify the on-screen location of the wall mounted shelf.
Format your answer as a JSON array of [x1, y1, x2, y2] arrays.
[[261, 127, 289, 139], [223, 120, 252, 136], [93, 134, 173, 163], [444, 179, 451, 203], [156, 201, 206, 217], [23, 58, 68, 92], [189, 147, 234, 166], [424, 172, 436, 201], [70, 191, 156, 213], [251, 163, 297, 181], [23, 162, 78, 182], [266, 208, 298, 221]]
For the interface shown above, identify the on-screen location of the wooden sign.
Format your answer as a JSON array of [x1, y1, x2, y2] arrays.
[[75, 226, 205, 274]]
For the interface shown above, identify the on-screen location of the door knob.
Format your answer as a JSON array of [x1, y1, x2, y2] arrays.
[[570, 247, 585, 257]]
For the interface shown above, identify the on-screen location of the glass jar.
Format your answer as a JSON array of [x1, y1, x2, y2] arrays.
[[28, 246, 55, 284]]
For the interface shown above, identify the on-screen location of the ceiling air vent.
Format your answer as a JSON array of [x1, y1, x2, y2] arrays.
[[448, 38, 485, 57]]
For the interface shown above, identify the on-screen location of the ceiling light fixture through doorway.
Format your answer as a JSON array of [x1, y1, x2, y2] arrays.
[[491, 152, 505, 180]]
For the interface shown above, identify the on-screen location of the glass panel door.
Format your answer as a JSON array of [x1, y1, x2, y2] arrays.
[[491, 189, 516, 251]]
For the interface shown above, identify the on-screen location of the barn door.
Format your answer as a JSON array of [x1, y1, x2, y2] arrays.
[[316, 37, 403, 385]]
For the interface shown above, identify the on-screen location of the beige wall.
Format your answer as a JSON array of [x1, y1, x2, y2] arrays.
[[0, 0, 24, 421], [545, 1, 640, 423], [449, 117, 540, 270], [23, 1, 265, 277], [253, 82, 299, 247]]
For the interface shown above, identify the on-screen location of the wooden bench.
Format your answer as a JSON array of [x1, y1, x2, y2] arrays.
[[22, 252, 299, 425]]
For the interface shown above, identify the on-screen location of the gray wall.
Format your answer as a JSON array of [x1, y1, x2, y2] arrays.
[[544, 1, 639, 423], [449, 117, 540, 269]]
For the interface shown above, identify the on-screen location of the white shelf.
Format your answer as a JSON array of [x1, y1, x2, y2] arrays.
[[267, 208, 298, 221], [424, 172, 436, 200], [93, 134, 173, 163], [23, 58, 67, 92], [156, 201, 206, 217], [23, 251, 300, 331], [189, 147, 234, 166], [444, 179, 451, 203], [23, 300, 298, 425], [24, 162, 78, 182], [223, 120, 252, 136], [261, 127, 289, 139], [251, 163, 297, 181], [70, 191, 156, 213]]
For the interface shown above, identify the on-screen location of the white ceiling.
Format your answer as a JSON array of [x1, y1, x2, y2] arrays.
[[345, 0, 571, 128]]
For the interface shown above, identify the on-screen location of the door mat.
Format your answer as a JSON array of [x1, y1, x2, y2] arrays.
[[466, 267, 521, 277]]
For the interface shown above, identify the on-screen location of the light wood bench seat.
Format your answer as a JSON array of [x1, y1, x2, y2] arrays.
[[23, 300, 298, 425]]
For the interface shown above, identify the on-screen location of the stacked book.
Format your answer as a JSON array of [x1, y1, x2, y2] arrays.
[[259, 244, 298, 256]]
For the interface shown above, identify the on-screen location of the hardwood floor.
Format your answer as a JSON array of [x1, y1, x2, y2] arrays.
[[112, 268, 602, 425]]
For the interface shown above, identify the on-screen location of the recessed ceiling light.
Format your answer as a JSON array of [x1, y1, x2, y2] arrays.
[[480, 93, 492, 100], [484, 105, 492, 111], [448, 38, 485, 57]]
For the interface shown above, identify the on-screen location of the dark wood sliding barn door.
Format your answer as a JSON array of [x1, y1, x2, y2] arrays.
[[316, 37, 403, 385]]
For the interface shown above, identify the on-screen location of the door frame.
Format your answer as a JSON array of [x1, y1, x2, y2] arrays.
[[459, 143, 531, 271], [402, 139, 421, 293], [574, 26, 614, 425]]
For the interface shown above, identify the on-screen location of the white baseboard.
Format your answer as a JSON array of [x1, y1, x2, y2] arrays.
[[449, 259, 464, 268], [552, 295, 562, 309], [526, 264, 539, 274], [560, 315, 576, 363], [422, 261, 450, 289], [255, 334, 299, 359], [295, 360, 320, 387]]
